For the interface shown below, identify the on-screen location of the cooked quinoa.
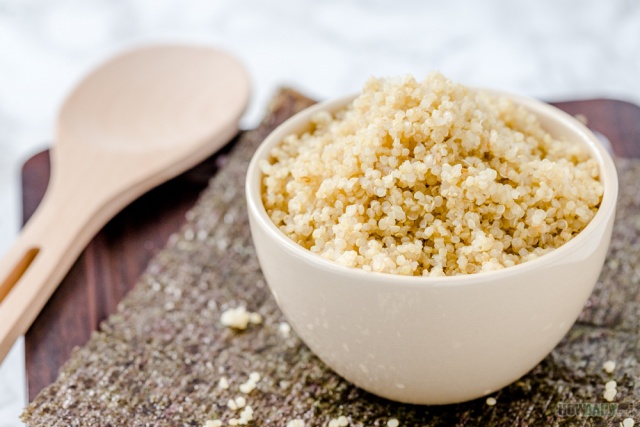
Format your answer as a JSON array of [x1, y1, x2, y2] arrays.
[[260, 73, 603, 276]]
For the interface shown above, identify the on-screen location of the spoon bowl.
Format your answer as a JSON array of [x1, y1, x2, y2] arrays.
[[0, 44, 250, 362], [59, 45, 246, 150]]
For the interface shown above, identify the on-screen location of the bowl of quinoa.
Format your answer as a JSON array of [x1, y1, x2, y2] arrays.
[[246, 73, 618, 404]]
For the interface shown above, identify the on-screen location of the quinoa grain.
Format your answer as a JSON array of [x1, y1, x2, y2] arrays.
[[603, 360, 616, 373], [218, 376, 230, 390], [604, 380, 618, 402], [621, 418, 635, 427], [262, 73, 603, 276]]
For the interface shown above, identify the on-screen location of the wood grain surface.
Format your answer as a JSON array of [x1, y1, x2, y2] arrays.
[[22, 97, 640, 401]]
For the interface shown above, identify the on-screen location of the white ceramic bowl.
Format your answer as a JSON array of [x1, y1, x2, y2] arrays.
[[246, 92, 618, 405]]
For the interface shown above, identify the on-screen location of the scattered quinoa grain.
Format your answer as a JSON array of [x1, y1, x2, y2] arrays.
[[279, 321, 292, 337], [603, 360, 616, 373], [603, 378, 618, 402], [328, 415, 349, 427], [262, 73, 603, 276], [235, 396, 246, 408], [387, 418, 400, 427], [287, 420, 305, 427], [239, 382, 256, 394], [227, 396, 246, 410], [218, 377, 229, 390], [248, 312, 263, 325], [485, 397, 497, 406], [221, 306, 262, 330], [239, 372, 261, 394], [204, 420, 222, 427], [239, 405, 254, 424], [621, 418, 635, 427], [603, 387, 617, 402]]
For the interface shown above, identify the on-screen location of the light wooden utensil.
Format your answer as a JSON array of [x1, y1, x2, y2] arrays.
[[0, 45, 250, 363]]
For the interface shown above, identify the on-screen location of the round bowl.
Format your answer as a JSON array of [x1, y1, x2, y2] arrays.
[[245, 91, 618, 405]]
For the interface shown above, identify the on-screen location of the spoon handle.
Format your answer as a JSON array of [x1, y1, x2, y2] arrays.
[[0, 178, 114, 363]]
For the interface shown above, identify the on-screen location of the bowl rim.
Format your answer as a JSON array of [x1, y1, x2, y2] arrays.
[[245, 89, 619, 286]]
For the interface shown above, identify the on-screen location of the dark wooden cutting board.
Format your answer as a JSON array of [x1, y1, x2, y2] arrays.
[[21, 97, 640, 401]]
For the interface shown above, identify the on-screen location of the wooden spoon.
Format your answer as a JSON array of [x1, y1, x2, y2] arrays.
[[0, 45, 250, 362]]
